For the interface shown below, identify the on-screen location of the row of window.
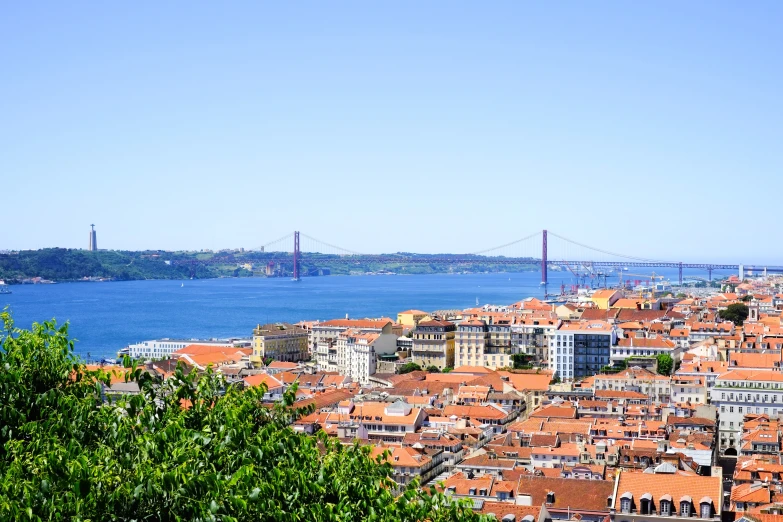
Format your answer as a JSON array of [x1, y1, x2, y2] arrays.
[[721, 405, 778, 415], [620, 498, 711, 518]]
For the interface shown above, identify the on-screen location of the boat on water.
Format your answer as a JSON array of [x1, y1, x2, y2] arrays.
[[0, 281, 11, 294]]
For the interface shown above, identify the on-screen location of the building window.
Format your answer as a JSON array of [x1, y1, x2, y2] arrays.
[[661, 500, 671, 516], [681, 502, 691, 517], [701, 503, 711, 518], [621, 498, 632, 513]]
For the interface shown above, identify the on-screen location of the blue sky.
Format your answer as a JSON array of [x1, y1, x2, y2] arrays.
[[3, 2, 782, 263]]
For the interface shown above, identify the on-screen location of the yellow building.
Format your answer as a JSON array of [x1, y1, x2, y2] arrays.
[[411, 320, 456, 370], [397, 309, 431, 328], [591, 289, 621, 310], [251, 323, 309, 367]]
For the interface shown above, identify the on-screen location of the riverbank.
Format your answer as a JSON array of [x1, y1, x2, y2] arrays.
[[0, 248, 539, 284]]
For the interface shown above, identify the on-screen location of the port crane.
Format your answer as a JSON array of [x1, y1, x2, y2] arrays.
[[621, 272, 665, 299]]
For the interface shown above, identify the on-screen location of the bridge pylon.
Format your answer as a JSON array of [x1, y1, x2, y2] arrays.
[[541, 229, 548, 285], [293, 231, 300, 281]]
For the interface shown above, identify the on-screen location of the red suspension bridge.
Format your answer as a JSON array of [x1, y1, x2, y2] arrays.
[[247, 230, 782, 285]]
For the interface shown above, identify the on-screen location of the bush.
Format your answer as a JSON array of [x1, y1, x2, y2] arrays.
[[398, 362, 423, 374]]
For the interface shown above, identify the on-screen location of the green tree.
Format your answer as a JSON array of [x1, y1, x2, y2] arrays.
[[740, 295, 753, 302], [442, 367, 453, 373], [675, 293, 687, 299], [426, 365, 440, 373], [511, 353, 533, 370], [719, 303, 750, 326], [398, 362, 422, 374], [656, 353, 674, 376], [0, 311, 485, 521]]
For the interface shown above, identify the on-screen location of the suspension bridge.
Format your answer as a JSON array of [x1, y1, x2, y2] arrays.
[[246, 230, 783, 285]]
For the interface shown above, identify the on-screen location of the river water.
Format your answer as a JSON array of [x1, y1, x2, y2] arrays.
[[1, 267, 730, 359]]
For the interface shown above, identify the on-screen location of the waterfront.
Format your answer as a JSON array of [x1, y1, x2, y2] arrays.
[[1, 268, 730, 359]]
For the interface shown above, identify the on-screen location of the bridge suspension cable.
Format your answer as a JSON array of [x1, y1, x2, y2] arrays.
[[298, 233, 365, 256], [257, 232, 295, 253], [547, 231, 672, 263], [468, 231, 541, 256]]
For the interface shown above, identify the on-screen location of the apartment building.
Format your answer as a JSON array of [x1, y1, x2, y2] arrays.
[[593, 367, 672, 403], [340, 331, 397, 385], [411, 320, 456, 370], [612, 335, 679, 365], [671, 376, 708, 405], [335, 399, 426, 442], [370, 445, 443, 487], [454, 319, 489, 369], [549, 321, 616, 381], [711, 370, 783, 454], [512, 317, 560, 365], [251, 323, 309, 366], [312, 318, 397, 372]]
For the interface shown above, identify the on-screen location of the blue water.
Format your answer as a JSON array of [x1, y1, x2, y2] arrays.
[[1, 267, 733, 359]]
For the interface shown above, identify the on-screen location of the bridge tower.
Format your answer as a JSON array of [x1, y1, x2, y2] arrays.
[[541, 229, 548, 285], [678, 262, 683, 286], [293, 231, 300, 281]]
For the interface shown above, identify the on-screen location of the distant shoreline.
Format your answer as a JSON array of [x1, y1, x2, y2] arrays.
[[3, 268, 540, 285]]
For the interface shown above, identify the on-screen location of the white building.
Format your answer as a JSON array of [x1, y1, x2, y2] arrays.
[[611, 334, 678, 365], [344, 332, 397, 385], [315, 329, 397, 384], [710, 370, 783, 454], [123, 338, 248, 359], [548, 321, 616, 381], [310, 318, 396, 353], [312, 318, 396, 368], [670, 376, 708, 405]]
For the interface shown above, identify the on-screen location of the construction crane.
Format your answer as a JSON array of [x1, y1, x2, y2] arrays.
[[622, 272, 664, 299]]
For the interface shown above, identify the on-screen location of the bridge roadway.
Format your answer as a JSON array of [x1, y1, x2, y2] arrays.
[[180, 253, 783, 283], [261, 254, 783, 273]]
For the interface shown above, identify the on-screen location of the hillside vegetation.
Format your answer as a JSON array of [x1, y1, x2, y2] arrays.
[[0, 249, 537, 282]]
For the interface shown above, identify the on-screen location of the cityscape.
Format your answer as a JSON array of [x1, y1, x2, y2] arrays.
[[103, 272, 782, 521], [4, 2, 783, 521]]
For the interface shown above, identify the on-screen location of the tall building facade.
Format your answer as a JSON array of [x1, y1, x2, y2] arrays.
[[549, 321, 616, 381], [411, 320, 456, 370], [251, 323, 309, 366], [88, 224, 98, 251]]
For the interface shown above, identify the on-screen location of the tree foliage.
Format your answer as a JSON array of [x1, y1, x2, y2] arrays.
[[656, 353, 674, 376], [0, 311, 485, 521], [511, 354, 533, 370], [719, 303, 749, 326], [398, 362, 422, 374], [426, 365, 441, 373]]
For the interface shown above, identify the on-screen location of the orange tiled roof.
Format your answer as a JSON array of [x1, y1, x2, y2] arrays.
[[516, 475, 614, 511], [614, 470, 722, 512], [530, 405, 577, 419], [243, 373, 284, 389]]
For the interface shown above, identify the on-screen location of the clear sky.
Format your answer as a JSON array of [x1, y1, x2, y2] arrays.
[[3, 2, 782, 263]]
